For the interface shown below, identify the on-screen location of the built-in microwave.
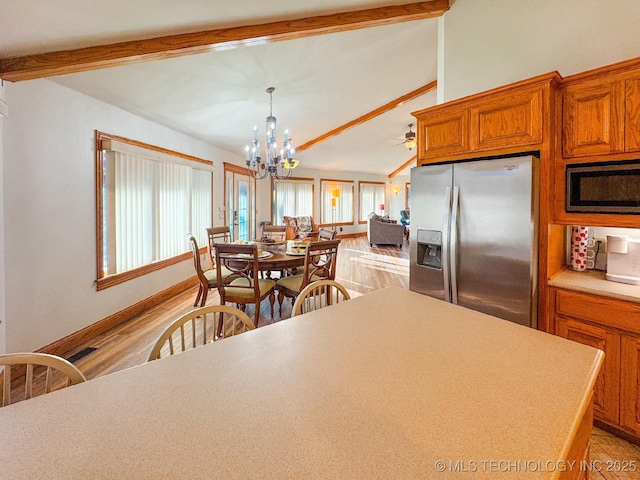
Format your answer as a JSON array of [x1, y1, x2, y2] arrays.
[[566, 160, 640, 214]]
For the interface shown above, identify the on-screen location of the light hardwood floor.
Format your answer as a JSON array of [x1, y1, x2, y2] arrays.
[[28, 237, 640, 475]]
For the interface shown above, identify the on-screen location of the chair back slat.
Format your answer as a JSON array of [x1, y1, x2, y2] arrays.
[[206, 226, 230, 270], [292, 280, 351, 317], [0, 353, 87, 407], [318, 228, 337, 241], [215, 243, 261, 298], [302, 240, 340, 288], [146, 305, 255, 362], [261, 224, 286, 242]]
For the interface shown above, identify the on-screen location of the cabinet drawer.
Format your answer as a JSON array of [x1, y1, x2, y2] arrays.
[[555, 289, 640, 334]]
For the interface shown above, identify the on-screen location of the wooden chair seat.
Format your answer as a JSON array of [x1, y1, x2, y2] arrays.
[[225, 277, 276, 299], [204, 266, 234, 285], [276, 273, 323, 293]]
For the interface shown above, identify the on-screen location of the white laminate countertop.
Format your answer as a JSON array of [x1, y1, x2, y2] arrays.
[[0, 286, 603, 479], [549, 268, 640, 304]]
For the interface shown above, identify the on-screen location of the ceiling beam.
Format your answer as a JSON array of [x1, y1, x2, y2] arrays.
[[389, 155, 417, 178], [296, 80, 436, 153], [0, 1, 449, 82]]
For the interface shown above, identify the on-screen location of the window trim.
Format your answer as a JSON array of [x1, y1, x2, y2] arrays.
[[319, 178, 355, 227], [95, 130, 213, 291], [405, 182, 411, 210], [357, 181, 386, 224]]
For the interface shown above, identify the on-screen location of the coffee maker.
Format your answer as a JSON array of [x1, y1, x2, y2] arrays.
[[606, 235, 640, 285]]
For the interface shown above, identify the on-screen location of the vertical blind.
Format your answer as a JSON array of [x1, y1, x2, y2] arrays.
[[104, 150, 212, 276], [359, 183, 385, 221], [273, 180, 313, 225]]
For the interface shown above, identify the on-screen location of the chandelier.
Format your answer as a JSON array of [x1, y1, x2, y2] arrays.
[[245, 87, 299, 180]]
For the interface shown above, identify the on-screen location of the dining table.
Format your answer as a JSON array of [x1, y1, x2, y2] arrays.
[[0, 286, 602, 479]]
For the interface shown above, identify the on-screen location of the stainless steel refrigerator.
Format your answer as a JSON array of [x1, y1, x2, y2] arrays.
[[409, 156, 539, 328]]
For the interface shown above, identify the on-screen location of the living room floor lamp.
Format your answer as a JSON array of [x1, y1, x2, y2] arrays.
[[331, 188, 340, 232]]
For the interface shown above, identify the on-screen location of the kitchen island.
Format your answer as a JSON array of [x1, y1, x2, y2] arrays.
[[0, 286, 602, 479]]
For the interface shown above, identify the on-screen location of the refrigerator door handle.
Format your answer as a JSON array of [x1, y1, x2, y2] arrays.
[[450, 185, 460, 304], [442, 186, 452, 302]]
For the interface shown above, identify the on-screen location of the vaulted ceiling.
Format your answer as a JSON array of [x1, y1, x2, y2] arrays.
[[0, 1, 448, 176]]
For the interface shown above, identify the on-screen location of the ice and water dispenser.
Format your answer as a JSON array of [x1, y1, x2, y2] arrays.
[[416, 229, 442, 269]]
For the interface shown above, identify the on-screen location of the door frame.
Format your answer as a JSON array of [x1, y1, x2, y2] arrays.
[[223, 162, 256, 241]]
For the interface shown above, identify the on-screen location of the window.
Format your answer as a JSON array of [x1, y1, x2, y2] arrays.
[[96, 131, 213, 290], [272, 178, 314, 225], [406, 182, 411, 209], [320, 179, 354, 225], [358, 182, 385, 223]]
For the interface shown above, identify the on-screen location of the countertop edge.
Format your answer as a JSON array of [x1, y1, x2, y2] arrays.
[[549, 268, 640, 304]]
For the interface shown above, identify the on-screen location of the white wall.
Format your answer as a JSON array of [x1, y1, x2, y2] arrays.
[[440, 0, 640, 102], [3, 79, 244, 353]]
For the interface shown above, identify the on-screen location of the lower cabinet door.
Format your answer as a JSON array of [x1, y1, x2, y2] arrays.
[[621, 335, 640, 434], [556, 316, 620, 424]]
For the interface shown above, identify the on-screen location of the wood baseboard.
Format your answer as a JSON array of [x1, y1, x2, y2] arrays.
[[37, 277, 198, 357], [594, 419, 640, 447], [336, 232, 367, 239]]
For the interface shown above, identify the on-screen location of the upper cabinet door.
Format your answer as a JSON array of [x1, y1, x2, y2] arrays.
[[470, 87, 543, 151], [417, 107, 469, 162], [625, 77, 640, 152], [562, 79, 625, 158]]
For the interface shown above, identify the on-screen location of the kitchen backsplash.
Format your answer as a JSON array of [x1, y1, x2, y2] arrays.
[[575, 226, 640, 271]]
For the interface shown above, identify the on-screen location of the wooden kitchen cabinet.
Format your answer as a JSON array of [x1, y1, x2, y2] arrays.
[[416, 107, 469, 162], [621, 334, 640, 433], [553, 286, 640, 439], [470, 86, 543, 151], [556, 315, 620, 424], [625, 76, 640, 152], [413, 74, 554, 165], [561, 78, 625, 158]]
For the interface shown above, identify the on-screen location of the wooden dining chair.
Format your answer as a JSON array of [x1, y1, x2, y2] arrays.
[[190, 233, 234, 308], [0, 353, 87, 407], [318, 228, 337, 241], [261, 224, 286, 242], [214, 243, 276, 328], [291, 280, 351, 317], [206, 226, 230, 270], [189, 235, 217, 308], [276, 239, 340, 314], [146, 305, 255, 362]]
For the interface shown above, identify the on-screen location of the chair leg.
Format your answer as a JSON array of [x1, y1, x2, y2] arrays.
[[269, 292, 275, 319], [277, 291, 284, 314], [199, 287, 208, 307], [194, 285, 203, 307], [254, 302, 260, 328]]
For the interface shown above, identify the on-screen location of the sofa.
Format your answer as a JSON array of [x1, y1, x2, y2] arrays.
[[283, 216, 320, 240], [367, 212, 404, 247]]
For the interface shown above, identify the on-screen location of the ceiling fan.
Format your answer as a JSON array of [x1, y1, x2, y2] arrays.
[[393, 124, 417, 150]]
